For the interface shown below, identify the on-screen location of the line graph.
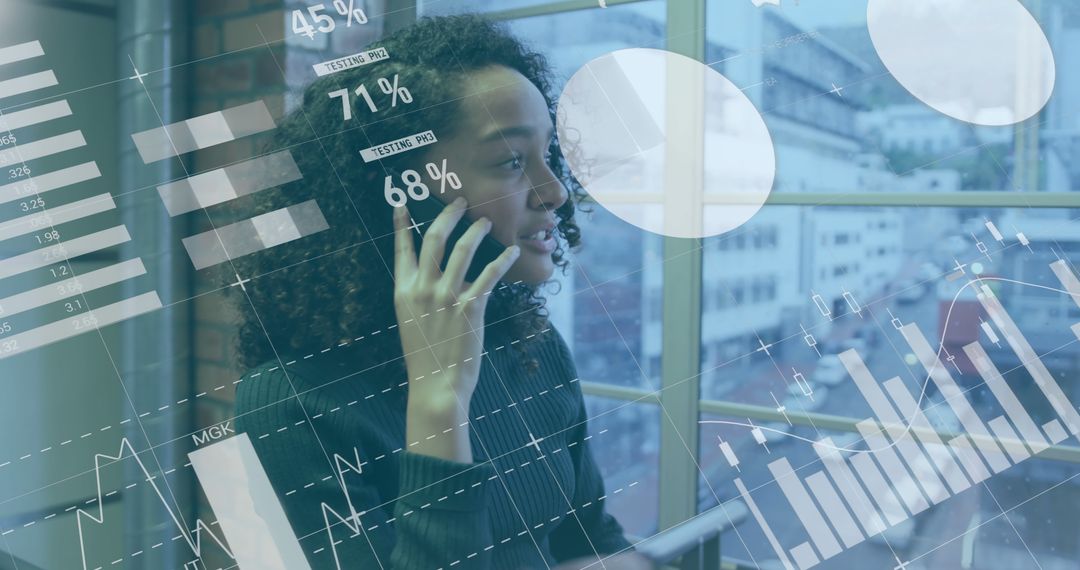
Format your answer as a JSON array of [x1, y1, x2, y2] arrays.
[[75, 434, 369, 570], [319, 447, 367, 570], [75, 438, 232, 570]]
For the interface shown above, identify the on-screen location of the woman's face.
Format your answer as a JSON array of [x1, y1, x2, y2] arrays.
[[424, 65, 569, 285]]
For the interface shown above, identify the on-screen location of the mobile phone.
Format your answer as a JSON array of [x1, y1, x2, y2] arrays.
[[403, 191, 507, 283]]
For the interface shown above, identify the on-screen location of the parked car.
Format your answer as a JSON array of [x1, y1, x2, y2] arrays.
[[811, 355, 848, 386]]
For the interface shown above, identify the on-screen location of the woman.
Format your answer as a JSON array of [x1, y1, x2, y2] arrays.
[[232, 14, 649, 570]]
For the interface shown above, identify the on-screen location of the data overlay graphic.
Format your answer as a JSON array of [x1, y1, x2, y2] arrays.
[[3, 2, 1080, 570]]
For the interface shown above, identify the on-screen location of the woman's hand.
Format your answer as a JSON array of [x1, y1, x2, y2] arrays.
[[393, 197, 520, 463]]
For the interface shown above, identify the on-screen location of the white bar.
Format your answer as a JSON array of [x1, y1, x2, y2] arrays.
[[901, 323, 1011, 472], [0, 259, 145, 318], [1050, 260, 1080, 309], [0, 100, 71, 131], [0, 226, 130, 280], [312, 47, 389, 76], [811, 293, 831, 317], [985, 220, 1004, 241], [1017, 232, 1029, 246], [157, 151, 302, 216], [980, 321, 1001, 344], [359, 130, 437, 162], [188, 434, 313, 570], [813, 438, 887, 536], [976, 289, 1080, 436], [1043, 420, 1068, 444], [751, 427, 766, 445], [0, 71, 57, 100], [0, 291, 161, 360], [131, 100, 276, 163], [839, 350, 951, 499], [0, 41, 44, 66], [881, 377, 975, 491], [718, 440, 738, 468], [734, 478, 796, 570], [0, 193, 114, 242], [13, 131, 85, 162], [849, 452, 908, 526], [855, 420, 932, 514], [768, 458, 842, 560], [0, 162, 100, 205], [986, 416, 1030, 463], [948, 435, 991, 484], [962, 342, 1048, 453], [182, 200, 327, 270], [789, 542, 819, 570], [804, 471, 864, 548]]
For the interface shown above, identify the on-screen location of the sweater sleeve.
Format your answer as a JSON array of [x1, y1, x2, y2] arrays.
[[546, 332, 634, 563], [235, 366, 499, 569]]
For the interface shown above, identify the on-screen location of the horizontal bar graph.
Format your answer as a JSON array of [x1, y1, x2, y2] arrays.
[[962, 341, 1048, 453], [131, 100, 276, 164], [986, 416, 1030, 463], [737, 260, 1080, 568], [182, 200, 328, 270], [188, 434, 313, 570], [0, 193, 114, 242], [976, 284, 1080, 435], [0, 259, 146, 318], [804, 471, 863, 548], [0, 100, 72, 131], [881, 377, 975, 490], [1043, 420, 1068, 444], [0, 225, 130, 280], [812, 438, 887, 536], [790, 542, 818, 570], [901, 323, 1011, 473], [839, 350, 952, 500], [0, 41, 44, 67], [10, 131, 85, 162], [157, 150, 301, 216], [0, 292, 161, 360], [854, 420, 930, 513], [0, 70, 57, 100], [0, 162, 100, 204], [768, 458, 842, 561], [947, 435, 991, 484], [734, 478, 795, 570], [0, 40, 163, 364]]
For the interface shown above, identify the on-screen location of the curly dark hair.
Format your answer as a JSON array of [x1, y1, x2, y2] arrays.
[[229, 15, 584, 377]]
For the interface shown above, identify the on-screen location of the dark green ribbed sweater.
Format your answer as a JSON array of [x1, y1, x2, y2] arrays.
[[234, 325, 631, 569]]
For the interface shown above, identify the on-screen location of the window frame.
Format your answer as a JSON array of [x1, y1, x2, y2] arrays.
[[404, 0, 1080, 541]]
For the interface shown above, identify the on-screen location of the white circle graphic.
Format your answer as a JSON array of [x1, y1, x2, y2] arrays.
[[868, 0, 1056, 126], [556, 48, 776, 239]]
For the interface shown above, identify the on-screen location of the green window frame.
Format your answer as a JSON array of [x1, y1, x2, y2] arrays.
[[396, 0, 1080, 539]]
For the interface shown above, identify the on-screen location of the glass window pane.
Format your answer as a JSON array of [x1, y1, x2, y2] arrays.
[[495, 0, 666, 539], [419, 0, 556, 17], [699, 205, 1080, 568], [704, 2, 1080, 196], [585, 395, 660, 538], [518, 1, 666, 390]]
